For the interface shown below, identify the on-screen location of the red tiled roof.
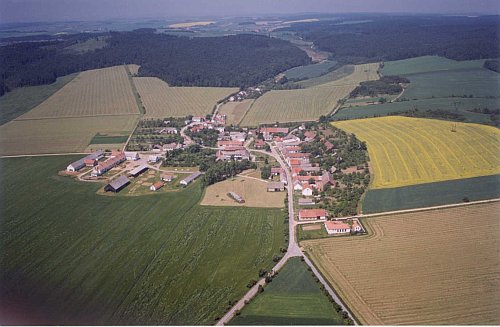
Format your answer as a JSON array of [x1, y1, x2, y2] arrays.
[[299, 209, 327, 218], [260, 127, 289, 134], [325, 220, 350, 230], [152, 181, 164, 189]]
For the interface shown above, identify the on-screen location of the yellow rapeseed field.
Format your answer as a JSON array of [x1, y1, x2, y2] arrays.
[[133, 77, 237, 118], [302, 202, 500, 325], [332, 116, 500, 188], [18, 66, 140, 119], [240, 63, 379, 126]]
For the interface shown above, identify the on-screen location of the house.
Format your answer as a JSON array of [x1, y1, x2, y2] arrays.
[[160, 127, 178, 134], [104, 176, 130, 193], [293, 180, 303, 191], [267, 182, 285, 192], [254, 139, 265, 149], [229, 132, 247, 142], [128, 164, 149, 177], [216, 148, 250, 161], [150, 181, 164, 191], [325, 220, 350, 234], [228, 192, 245, 203], [270, 167, 282, 176], [148, 155, 160, 163], [124, 151, 140, 161], [180, 172, 202, 185], [323, 140, 334, 151], [298, 198, 315, 206], [282, 134, 301, 144], [192, 116, 205, 123], [301, 183, 313, 196], [91, 152, 126, 177], [66, 150, 104, 172], [304, 131, 317, 141], [163, 142, 179, 151], [299, 209, 327, 221], [161, 174, 175, 182]]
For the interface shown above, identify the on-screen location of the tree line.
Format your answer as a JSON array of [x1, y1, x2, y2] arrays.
[[0, 29, 310, 96]]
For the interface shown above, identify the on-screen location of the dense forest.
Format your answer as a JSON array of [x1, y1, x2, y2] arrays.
[[0, 29, 310, 95], [279, 15, 500, 64]]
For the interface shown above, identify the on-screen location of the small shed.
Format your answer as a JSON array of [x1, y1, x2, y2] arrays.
[[104, 176, 130, 193], [228, 192, 245, 203], [161, 174, 175, 182], [298, 198, 315, 206], [150, 181, 165, 191]]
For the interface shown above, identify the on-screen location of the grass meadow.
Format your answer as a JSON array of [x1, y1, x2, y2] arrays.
[[284, 60, 338, 81], [302, 202, 500, 325], [134, 77, 237, 118], [218, 99, 254, 125], [0, 73, 77, 125], [230, 257, 344, 325], [0, 156, 286, 324], [332, 117, 500, 189], [362, 174, 500, 213]]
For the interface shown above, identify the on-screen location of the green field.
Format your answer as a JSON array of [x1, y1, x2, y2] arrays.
[[230, 257, 343, 325], [0, 156, 285, 324], [0, 74, 77, 126], [362, 175, 500, 213], [90, 133, 130, 144], [295, 64, 355, 88], [381, 56, 487, 76], [334, 97, 498, 124], [284, 60, 338, 81], [297, 224, 329, 241], [403, 69, 500, 99]]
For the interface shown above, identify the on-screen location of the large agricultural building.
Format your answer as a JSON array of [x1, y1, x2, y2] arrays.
[[180, 172, 202, 185], [67, 150, 104, 172], [104, 176, 131, 193]]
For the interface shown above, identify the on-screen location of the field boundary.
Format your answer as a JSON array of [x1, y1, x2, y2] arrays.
[[125, 65, 145, 115]]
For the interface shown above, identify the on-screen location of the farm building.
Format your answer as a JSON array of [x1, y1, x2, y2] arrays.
[[228, 192, 245, 203], [104, 176, 130, 193], [217, 140, 244, 148], [161, 174, 175, 182], [150, 181, 164, 191], [148, 155, 160, 163], [299, 209, 327, 221], [163, 142, 179, 151], [254, 139, 265, 149], [216, 148, 250, 161], [91, 152, 125, 177], [324, 219, 363, 235], [298, 198, 315, 206], [84, 159, 98, 167], [124, 151, 140, 161], [192, 116, 205, 123], [260, 127, 289, 135], [180, 172, 202, 185], [282, 134, 301, 144], [66, 150, 104, 172], [128, 164, 149, 177], [267, 182, 285, 192]]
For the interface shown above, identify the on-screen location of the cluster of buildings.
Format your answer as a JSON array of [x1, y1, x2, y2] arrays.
[[90, 152, 126, 177], [298, 208, 364, 235], [215, 132, 251, 161]]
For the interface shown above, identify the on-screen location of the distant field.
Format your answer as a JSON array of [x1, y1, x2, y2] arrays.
[[0, 73, 77, 125], [332, 117, 500, 189], [230, 257, 343, 325], [134, 77, 237, 118], [402, 68, 500, 99], [201, 176, 285, 208], [240, 63, 379, 126], [63, 36, 108, 54], [0, 115, 138, 155], [302, 202, 500, 325], [18, 66, 139, 119], [284, 60, 337, 80], [295, 65, 355, 88], [0, 156, 285, 325], [362, 174, 500, 213], [335, 97, 499, 124], [381, 55, 487, 76], [219, 100, 254, 125], [89, 133, 130, 145], [169, 21, 216, 28]]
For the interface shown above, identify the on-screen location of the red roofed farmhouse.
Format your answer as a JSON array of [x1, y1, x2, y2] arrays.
[[299, 209, 327, 220]]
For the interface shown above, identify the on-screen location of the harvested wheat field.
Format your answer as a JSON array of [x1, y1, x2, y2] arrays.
[[302, 201, 500, 325], [201, 176, 285, 208], [240, 63, 379, 126], [133, 77, 237, 118], [333, 116, 500, 189], [218, 99, 254, 125], [17, 66, 139, 119]]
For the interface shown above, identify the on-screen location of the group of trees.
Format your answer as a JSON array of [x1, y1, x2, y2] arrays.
[[350, 75, 408, 98], [202, 160, 256, 186], [0, 29, 310, 95], [279, 15, 500, 64], [163, 145, 216, 169], [185, 129, 219, 147]]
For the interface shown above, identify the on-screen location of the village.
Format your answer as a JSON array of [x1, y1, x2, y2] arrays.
[[63, 112, 366, 237]]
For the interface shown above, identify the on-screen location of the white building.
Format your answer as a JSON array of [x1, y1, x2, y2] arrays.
[[124, 151, 139, 161]]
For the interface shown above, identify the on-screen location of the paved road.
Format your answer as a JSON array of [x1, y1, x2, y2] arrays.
[[217, 144, 358, 326]]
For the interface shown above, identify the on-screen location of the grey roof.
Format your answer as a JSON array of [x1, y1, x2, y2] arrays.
[[181, 171, 202, 184], [299, 198, 314, 205], [108, 176, 130, 190], [68, 150, 104, 169], [129, 164, 149, 176], [267, 182, 285, 189]]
